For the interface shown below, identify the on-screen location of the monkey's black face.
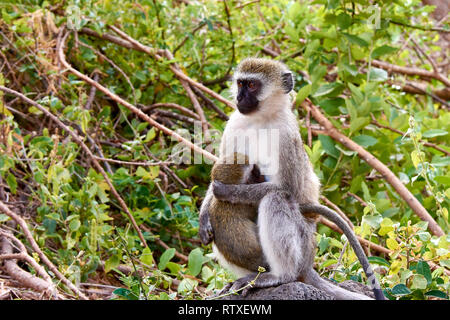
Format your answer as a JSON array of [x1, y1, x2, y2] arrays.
[[236, 79, 262, 114]]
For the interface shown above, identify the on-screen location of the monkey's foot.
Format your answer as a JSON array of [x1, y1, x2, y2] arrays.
[[198, 211, 214, 245], [226, 273, 284, 297]]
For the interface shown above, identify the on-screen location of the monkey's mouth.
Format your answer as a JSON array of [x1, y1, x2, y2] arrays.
[[237, 102, 259, 115]]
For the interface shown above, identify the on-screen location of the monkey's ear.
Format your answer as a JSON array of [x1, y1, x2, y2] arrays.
[[281, 72, 294, 93]]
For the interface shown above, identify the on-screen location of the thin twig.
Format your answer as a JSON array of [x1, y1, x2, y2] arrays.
[[140, 103, 200, 120], [372, 59, 450, 87], [370, 115, 450, 156], [93, 156, 171, 167]]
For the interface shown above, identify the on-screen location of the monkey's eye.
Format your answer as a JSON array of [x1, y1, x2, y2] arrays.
[[237, 81, 243, 88], [248, 82, 254, 89]]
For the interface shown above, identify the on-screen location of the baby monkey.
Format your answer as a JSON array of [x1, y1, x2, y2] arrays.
[[209, 153, 269, 276]]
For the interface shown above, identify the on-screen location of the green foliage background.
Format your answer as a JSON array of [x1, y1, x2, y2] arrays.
[[0, 0, 448, 300]]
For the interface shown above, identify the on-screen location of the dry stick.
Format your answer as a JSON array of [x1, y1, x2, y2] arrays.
[[190, 86, 230, 121], [320, 196, 354, 229], [0, 200, 88, 299], [347, 192, 369, 207], [58, 32, 218, 163], [370, 115, 450, 156], [400, 82, 450, 102], [0, 229, 54, 285], [391, 81, 450, 108], [140, 103, 200, 120], [93, 156, 171, 167], [1, 84, 147, 251], [0, 230, 59, 297], [85, 71, 99, 110], [151, 109, 199, 125], [372, 59, 450, 87], [302, 99, 444, 237]]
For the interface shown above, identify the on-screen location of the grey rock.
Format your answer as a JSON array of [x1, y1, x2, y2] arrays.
[[216, 279, 373, 300]]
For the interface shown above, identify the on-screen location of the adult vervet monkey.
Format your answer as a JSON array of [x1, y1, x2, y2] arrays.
[[199, 58, 384, 300]]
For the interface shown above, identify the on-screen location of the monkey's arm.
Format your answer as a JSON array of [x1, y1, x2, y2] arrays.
[[300, 204, 386, 300], [198, 184, 214, 245], [212, 181, 283, 205]]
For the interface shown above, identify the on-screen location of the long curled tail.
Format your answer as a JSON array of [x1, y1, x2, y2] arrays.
[[300, 204, 386, 300]]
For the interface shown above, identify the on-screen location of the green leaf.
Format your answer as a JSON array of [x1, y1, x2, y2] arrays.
[[188, 248, 204, 277], [104, 255, 120, 273], [166, 261, 181, 275], [367, 256, 390, 268], [318, 235, 329, 254], [335, 145, 356, 156], [415, 260, 432, 285], [386, 238, 399, 250], [431, 157, 450, 167], [158, 248, 176, 270], [287, 1, 302, 20], [349, 117, 370, 135], [296, 84, 311, 104], [391, 284, 412, 296], [177, 278, 198, 293], [144, 128, 156, 142], [342, 33, 368, 47], [422, 129, 448, 138], [113, 288, 138, 300], [140, 247, 154, 266], [352, 135, 378, 148], [313, 82, 344, 98], [371, 45, 397, 58], [434, 176, 450, 186], [337, 13, 352, 30], [425, 290, 448, 299], [318, 135, 340, 158], [411, 274, 427, 290], [348, 83, 364, 104], [6, 173, 17, 194], [69, 219, 81, 232], [368, 68, 388, 82], [341, 62, 358, 76], [363, 214, 383, 229]]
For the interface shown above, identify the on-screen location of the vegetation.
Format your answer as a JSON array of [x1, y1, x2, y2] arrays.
[[0, 0, 448, 300]]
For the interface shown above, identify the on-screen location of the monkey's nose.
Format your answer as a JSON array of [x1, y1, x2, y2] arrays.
[[237, 93, 244, 102]]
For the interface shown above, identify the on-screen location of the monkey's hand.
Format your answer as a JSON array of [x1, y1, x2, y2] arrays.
[[211, 181, 233, 202], [213, 181, 281, 205], [199, 205, 214, 245]]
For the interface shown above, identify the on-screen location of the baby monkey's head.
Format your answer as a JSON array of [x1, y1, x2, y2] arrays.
[[211, 153, 264, 185]]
